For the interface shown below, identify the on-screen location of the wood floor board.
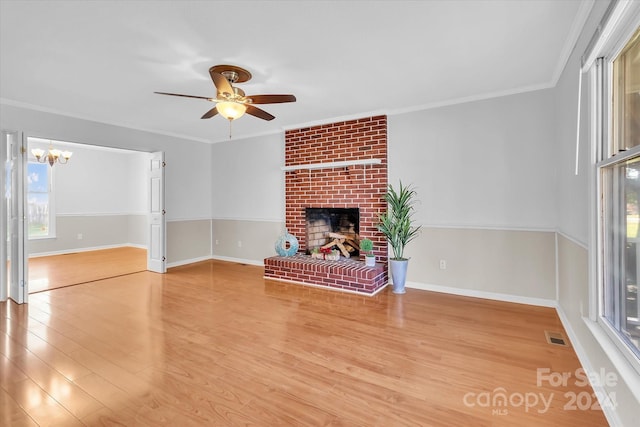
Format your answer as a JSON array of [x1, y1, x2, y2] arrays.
[[28, 247, 147, 293], [1, 259, 610, 426], [80, 406, 135, 427], [4, 377, 85, 427], [135, 365, 263, 425], [19, 317, 84, 357], [9, 351, 103, 420], [0, 388, 38, 427]]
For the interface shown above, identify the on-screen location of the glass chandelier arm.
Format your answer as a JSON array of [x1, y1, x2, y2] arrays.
[[31, 148, 46, 162]]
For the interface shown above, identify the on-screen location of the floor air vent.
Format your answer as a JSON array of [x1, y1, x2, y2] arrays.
[[545, 331, 569, 347]]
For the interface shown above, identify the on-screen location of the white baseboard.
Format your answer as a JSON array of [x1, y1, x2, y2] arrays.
[[209, 255, 265, 267], [167, 255, 264, 268], [28, 243, 145, 258], [166, 255, 212, 268], [405, 280, 557, 308]]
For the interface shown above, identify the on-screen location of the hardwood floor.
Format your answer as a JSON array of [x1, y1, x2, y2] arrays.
[[28, 247, 147, 293], [1, 260, 608, 426]]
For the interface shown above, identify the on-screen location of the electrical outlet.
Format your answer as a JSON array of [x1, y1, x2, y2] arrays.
[[77, 233, 83, 240], [215, 239, 219, 245], [439, 260, 447, 270], [237, 240, 242, 248]]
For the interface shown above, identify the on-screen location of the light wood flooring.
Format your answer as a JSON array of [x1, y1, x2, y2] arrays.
[[1, 260, 608, 426], [28, 247, 147, 293]]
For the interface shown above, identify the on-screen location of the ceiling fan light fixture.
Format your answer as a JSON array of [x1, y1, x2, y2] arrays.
[[217, 101, 247, 121]]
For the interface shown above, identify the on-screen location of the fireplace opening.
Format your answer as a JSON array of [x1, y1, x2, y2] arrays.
[[305, 208, 360, 256]]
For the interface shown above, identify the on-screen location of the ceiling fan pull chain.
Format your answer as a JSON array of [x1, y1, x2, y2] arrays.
[[229, 119, 232, 139]]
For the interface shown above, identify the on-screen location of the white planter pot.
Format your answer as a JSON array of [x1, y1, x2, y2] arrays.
[[389, 258, 409, 294], [365, 255, 376, 267]]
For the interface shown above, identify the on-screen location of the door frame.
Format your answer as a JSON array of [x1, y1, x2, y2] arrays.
[[1, 130, 28, 303]]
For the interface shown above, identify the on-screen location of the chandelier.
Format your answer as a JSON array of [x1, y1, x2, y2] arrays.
[[31, 143, 72, 166]]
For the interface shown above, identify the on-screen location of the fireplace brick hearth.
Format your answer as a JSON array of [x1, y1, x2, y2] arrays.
[[264, 115, 389, 295], [264, 255, 387, 294]]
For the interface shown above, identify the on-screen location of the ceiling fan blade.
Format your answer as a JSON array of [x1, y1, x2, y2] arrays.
[[209, 70, 233, 95], [201, 106, 219, 119], [246, 105, 275, 121], [154, 91, 212, 100], [247, 94, 296, 104]]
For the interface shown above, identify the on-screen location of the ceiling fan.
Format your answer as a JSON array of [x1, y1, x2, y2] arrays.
[[155, 64, 296, 125]]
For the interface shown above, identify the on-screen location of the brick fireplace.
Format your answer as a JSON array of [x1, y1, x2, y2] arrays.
[[305, 207, 360, 255], [264, 115, 389, 294]]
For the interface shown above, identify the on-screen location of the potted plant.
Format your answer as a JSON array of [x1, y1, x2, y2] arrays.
[[359, 238, 376, 267], [377, 181, 421, 294]]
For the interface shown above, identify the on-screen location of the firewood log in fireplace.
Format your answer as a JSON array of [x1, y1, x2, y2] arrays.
[[344, 234, 361, 254], [321, 232, 360, 258]]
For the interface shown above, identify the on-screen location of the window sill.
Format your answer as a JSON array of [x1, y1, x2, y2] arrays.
[[583, 317, 640, 403]]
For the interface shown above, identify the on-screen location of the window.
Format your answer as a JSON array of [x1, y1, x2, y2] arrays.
[[27, 162, 55, 239], [599, 26, 640, 365], [611, 29, 640, 154]]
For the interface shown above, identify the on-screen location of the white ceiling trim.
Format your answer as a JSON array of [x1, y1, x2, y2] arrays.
[[387, 81, 555, 117], [550, 0, 595, 85], [0, 97, 212, 145]]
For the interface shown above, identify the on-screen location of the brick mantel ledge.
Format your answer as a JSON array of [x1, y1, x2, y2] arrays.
[[264, 254, 388, 295]]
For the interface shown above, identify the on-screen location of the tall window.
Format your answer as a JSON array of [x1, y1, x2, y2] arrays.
[[27, 162, 54, 239], [599, 27, 640, 363]]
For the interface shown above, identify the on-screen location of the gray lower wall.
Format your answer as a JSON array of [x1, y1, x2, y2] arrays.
[[212, 219, 285, 264], [28, 214, 147, 255], [210, 219, 557, 302], [406, 227, 557, 301], [29, 216, 214, 268], [127, 214, 147, 247], [166, 219, 212, 266], [36, 217, 557, 305]]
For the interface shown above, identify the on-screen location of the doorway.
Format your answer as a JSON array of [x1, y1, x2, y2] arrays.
[[26, 138, 151, 292], [0, 132, 166, 302]]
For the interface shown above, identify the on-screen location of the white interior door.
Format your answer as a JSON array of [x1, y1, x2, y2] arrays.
[[0, 131, 9, 302], [147, 151, 166, 273], [1, 130, 27, 303]]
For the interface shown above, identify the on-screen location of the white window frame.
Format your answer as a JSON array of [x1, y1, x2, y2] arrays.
[[588, 0, 640, 395], [26, 159, 56, 240]]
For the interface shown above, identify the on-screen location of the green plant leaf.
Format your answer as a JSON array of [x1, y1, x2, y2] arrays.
[[377, 181, 422, 259]]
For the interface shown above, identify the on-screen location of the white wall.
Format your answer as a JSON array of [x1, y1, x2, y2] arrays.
[[28, 142, 148, 215], [383, 90, 558, 301], [388, 89, 557, 230], [555, 38, 590, 246], [211, 132, 285, 221], [209, 132, 286, 263]]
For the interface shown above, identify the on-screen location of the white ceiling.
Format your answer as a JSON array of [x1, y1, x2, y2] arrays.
[[0, 0, 592, 144]]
